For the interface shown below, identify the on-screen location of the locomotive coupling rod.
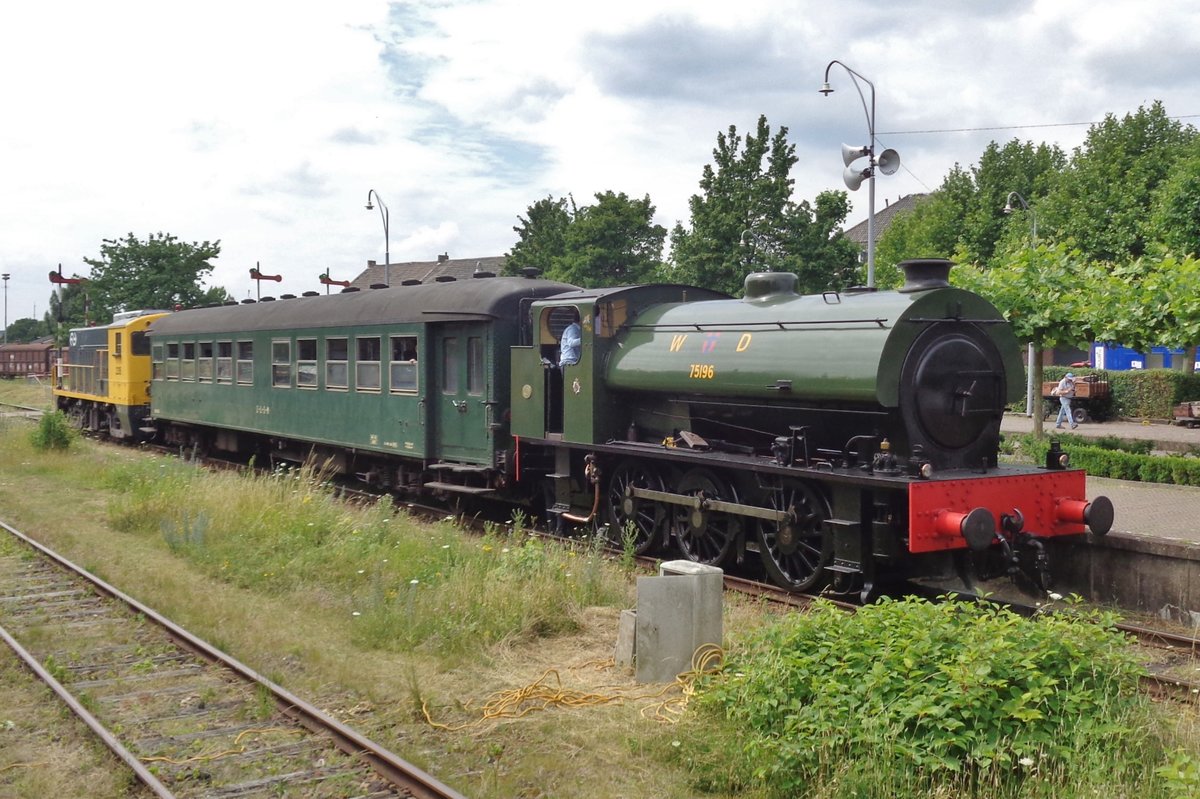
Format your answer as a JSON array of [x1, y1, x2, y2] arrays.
[[630, 486, 789, 523]]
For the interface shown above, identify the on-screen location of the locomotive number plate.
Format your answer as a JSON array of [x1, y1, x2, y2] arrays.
[[688, 363, 716, 379]]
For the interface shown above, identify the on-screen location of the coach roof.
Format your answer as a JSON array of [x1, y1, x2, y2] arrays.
[[147, 276, 576, 336]]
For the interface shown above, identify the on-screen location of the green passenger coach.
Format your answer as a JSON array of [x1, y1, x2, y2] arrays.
[[147, 275, 572, 494]]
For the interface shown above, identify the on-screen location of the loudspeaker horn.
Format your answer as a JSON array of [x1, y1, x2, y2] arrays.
[[841, 143, 869, 167], [877, 148, 900, 176], [843, 165, 868, 191]]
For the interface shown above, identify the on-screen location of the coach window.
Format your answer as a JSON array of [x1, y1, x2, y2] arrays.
[[216, 341, 233, 383], [467, 336, 484, 395], [236, 341, 253, 385], [356, 336, 381, 392], [325, 337, 348, 390], [198, 341, 214, 382], [389, 335, 418, 393], [181, 342, 196, 381], [272, 340, 292, 388], [152, 344, 164, 381], [442, 337, 459, 394], [114, 332, 123, 358], [166, 342, 180, 380], [297, 338, 317, 389]]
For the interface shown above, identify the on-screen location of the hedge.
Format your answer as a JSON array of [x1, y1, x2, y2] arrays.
[[1008, 432, 1200, 487], [1032, 366, 1200, 420]]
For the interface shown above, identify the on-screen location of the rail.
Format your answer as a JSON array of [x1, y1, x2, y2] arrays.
[[0, 518, 469, 799]]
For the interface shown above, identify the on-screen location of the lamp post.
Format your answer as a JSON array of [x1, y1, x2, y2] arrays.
[[2, 273, 9, 346], [1003, 191, 1039, 416], [1003, 191, 1037, 243], [820, 60, 898, 289], [365, 190, 390, 288]]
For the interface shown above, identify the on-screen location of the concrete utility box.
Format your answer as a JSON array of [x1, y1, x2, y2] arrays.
[[633, 560, 723, 683]]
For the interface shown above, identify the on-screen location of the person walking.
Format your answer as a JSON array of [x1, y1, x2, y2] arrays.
[[1053, 372, 1078, 429]]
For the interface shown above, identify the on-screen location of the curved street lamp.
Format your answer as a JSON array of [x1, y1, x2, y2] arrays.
[[820, 60, 899, 289], [1003, 190, 1039, 415], [365, 189, 390, 287], [1003, 191, 1038, 243]]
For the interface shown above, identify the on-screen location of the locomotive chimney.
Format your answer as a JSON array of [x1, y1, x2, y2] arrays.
[[898, 259, 953, 293]]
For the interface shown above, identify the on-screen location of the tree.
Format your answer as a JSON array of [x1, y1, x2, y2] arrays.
[[1150, 140, 1200, 257], [81, 232, 226, 320], [1038, 102, 1196, 263], [555, 191, 666, 287], [504, 196, 571, 277], [670, 115, 857, 296], [874, 140, 1064, 282], [963, 139, 1065, 266], [1095, 253, 1200, 374], [44, 280, 92, 338], [3, 317, 47, 343], [506, 193, 667, 288]]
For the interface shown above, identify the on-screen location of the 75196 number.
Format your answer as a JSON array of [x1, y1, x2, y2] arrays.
[[688, 363, 715, 379]]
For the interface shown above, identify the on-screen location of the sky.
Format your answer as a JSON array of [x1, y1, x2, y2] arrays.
[[2, 0, 1198, 326]]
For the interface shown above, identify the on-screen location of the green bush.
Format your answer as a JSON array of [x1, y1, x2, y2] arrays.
[[676, 597, 1169, 799], [29, 411, 76, 451], [1006, 432, 1200, 487]]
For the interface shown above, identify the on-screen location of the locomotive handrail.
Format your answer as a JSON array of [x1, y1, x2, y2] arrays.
[[627, 317, 890, 331], [904, 317, 1010, 324]]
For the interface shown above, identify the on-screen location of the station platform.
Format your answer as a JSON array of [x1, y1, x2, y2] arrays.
[[1000, 413, 1200, 545]]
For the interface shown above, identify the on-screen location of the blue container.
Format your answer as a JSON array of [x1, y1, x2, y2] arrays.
[[1092, 342, 1196, 371]]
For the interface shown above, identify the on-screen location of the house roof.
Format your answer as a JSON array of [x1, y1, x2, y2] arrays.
[[842, 193, 929, 248], [351, 254, 509, 289]]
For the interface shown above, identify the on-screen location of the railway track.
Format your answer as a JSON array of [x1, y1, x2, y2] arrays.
[[15, 420, 1200, 708], [0, 519, 467, 799]]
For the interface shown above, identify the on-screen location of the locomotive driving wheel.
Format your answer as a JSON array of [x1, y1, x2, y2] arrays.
[[672, 468, 740, 566], [603, 460, 666, 555], [756, 480, 830, 592]]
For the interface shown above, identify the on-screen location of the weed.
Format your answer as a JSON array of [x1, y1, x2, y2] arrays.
[[619, 522, 639, 575], [29, 410, 75, 451], [1156, 750, 1200, 798]]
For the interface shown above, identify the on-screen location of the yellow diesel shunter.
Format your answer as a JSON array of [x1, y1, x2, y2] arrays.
[[54, 310, 168, 441]]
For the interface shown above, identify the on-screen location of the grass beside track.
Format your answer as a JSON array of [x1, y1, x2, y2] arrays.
[[2, 406, 1199, 797]]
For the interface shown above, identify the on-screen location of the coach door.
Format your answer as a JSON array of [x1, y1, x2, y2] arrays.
[[431, 323, 492, 463]]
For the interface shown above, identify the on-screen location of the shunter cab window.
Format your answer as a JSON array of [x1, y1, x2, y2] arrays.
[[389, 335, 418, 393], [132, 331, 151, 356], [236, 341, 253, 385], [152, 344, 164, 381], [326, 337, 348, 390], [166, 342, 180, 380], [272, 340, 292, 388], [198, 342, 214, 382], [467, 337, 484, 395], [297, 338, 317, 389], [216, 341, 233, 383], [356, 336, 381, 392]]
